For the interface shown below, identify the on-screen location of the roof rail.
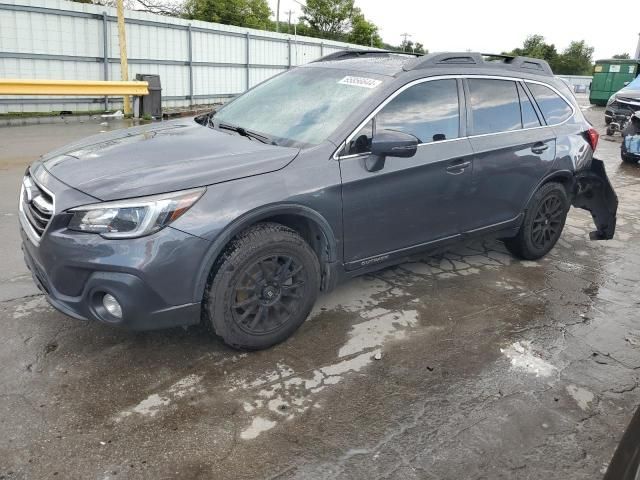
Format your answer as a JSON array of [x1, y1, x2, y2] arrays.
[[312, 49, 422, 63], [403, 52, 553, 76]]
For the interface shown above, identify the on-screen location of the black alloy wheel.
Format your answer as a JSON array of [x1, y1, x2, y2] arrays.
[[231, 255, 306, 335], [530, 193, 564, 250]]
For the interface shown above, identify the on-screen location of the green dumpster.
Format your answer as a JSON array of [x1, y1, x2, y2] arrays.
[[590, 59, 640, 106]]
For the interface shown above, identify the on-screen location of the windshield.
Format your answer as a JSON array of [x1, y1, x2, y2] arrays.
[[625, 74, 640, 91], [212, 67, 387, 147]]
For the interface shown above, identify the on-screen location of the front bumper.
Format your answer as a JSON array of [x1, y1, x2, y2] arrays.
[[20, 222, 210, 331], [606, 101, 640, 121]]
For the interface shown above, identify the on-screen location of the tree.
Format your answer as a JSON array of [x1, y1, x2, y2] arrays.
[[509, 34, 558, 64], [184, 0, 272, 30], [71, 0, 183, 14], [553, 40, 594, 75], [348, 8, 382, 47], [509, 35, 594, 75], [414, 42, 426, 55], [301, 0, 354, 38], [613, 53, 631, 59]]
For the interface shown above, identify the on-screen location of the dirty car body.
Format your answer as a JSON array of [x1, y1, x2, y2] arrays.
[[19, 51, 618, 350]]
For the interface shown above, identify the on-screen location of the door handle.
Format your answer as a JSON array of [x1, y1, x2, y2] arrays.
[[532, 142, 549, 154], [446, 160, 471, 174]]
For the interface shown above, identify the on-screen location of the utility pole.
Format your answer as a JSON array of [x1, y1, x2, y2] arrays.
[[635, 32, 640, 60], [400, 33, 412, 52], [116, 0, 131, 115], [285, 10, 294, 33], [276, 0, 280, 32]]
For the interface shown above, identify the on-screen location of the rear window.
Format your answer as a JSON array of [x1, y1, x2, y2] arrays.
[[467, 79, 521, 135], [526, 83, 573, 125]]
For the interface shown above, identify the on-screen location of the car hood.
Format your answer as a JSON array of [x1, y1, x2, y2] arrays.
[[39, 119, 299, 201], [614, 82, 640, 103]]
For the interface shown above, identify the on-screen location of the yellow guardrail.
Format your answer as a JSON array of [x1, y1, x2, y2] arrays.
[[0, 79, 149, 96]]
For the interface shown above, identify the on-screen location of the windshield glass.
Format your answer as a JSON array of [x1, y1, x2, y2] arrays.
[[625, 74, 640, 91], [212, 67, 386, 147]]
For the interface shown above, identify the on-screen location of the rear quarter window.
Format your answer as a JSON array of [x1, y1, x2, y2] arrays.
[[526, 83, 573, 125]]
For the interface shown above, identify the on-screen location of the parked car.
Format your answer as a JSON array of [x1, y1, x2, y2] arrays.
[[606, 75, 640, 125], [19, 51, 618, 350], [622, 111, 640, 164]]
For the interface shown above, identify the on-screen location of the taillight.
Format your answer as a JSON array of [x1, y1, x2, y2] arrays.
[[586, 127, 599, 151]]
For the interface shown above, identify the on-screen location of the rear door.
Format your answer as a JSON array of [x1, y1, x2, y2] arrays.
[[463, 78, 556, 232], [339, 78, 474, 268]]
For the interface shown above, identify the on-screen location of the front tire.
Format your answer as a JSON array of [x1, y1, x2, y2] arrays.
[[504, 182, 569, 260], [204, 223, 320, 350]]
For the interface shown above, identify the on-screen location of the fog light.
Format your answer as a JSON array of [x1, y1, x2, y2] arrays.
[[102, 293, 122, 319]]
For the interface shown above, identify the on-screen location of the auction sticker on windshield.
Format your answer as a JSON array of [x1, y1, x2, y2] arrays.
[[338, 76, 382, 89]]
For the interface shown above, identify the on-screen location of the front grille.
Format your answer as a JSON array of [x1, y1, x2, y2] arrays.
[[612, 97, 640, 114], [20, 174, 54, 239]]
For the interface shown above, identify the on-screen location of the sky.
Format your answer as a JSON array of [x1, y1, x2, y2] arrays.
[[266, 0, 640, 60]]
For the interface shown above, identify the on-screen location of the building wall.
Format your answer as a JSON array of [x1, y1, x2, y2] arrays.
[[0, 0, 371, 114]]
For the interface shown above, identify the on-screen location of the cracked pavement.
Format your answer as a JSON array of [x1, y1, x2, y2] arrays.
[[1, 99, 639, 479]]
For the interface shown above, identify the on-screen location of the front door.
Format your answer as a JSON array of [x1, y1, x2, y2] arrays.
[[339, 78, 474, 268]]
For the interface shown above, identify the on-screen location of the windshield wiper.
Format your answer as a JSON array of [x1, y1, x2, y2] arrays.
[[217, 122, 274, 145]]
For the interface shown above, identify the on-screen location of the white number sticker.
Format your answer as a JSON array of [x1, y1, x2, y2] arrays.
[[338, 76, 382, 89]]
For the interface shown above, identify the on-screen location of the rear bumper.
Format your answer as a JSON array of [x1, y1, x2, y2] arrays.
[[20, 224, 208, 331], [572, 158, 618, 240]]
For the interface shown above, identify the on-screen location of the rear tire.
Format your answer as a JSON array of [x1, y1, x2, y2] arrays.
[[504, 182, 569, 260], [204, 222, 320, 350]]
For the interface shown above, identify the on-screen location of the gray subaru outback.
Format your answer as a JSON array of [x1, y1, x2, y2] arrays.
[[19, 51, 617, 350]]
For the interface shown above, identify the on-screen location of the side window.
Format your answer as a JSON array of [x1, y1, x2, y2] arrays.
[[467, 79, 522, 135], [517, 83, 542, 128], [526, 82, 573, 125], [347, 119, 373, 155], [376, 79, 459, 143]]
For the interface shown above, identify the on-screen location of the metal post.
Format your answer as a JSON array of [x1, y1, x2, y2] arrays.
[[245, 32, 251, 91], [275, 0, 280, 32], [635, 32, 640, 60], [288, 38, 292, 69], [187, 24, 193, 105], [116, 0, 131, 115], [320, 42, 324, 57], [102, 12, 109, 111]]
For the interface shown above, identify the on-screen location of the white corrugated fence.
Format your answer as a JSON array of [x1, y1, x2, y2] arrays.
[[0, 0, 371, 114]]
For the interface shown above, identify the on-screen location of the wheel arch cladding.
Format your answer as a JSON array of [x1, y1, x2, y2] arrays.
[[530, 170, 575, 203], [193, 204, 338, 303]]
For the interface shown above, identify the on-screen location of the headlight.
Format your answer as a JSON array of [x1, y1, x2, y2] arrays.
[[607, 94, 617, 106], [67, 187, 205, 238]]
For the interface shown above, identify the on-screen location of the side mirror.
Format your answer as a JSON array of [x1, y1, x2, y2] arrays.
[[370, 129, 419, 158]]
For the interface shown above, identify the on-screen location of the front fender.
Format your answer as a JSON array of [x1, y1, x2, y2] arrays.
[[191, 203, 339, 303], [572, 158, 618, 240]]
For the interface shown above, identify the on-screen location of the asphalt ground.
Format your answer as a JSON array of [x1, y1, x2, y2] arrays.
[[1, 98, 639, 479]]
